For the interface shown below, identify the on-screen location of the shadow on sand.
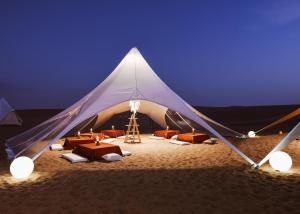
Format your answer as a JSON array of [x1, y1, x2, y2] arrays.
[[0, 166, 300, 214]]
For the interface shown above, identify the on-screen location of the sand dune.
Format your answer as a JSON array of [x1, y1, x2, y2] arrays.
[[0, 134, 299, 213]]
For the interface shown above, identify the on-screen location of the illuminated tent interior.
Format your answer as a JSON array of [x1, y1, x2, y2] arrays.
[[5, 47, 256, 166], [0, 97, 22, 126]]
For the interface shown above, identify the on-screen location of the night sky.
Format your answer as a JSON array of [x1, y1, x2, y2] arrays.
[[1, 0, 300, 109]]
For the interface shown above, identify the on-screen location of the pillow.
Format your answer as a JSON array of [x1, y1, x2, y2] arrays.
[[102, 153, 122, 161], [211, 138, 218, 144], [169, 140, 190, 146], [50, 144, 63, 151], [149, 136, 165, 140], [203, 138, 218, 144], [203, 139, 212, 144], [122, 150, 131, 156], [101, 138, 116, 143], [116, 135, 126, 139], [171, 135, 178, 140], [61, 153, 88, 163]]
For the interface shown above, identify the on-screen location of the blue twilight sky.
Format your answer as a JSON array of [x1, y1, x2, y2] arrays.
[[1, 0, 300, 109]]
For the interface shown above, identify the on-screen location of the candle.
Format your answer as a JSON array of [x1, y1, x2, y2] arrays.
[[166, 126, 169, 130], [112, 125, 115, 130], [90, 128, 93, 133], [77, 131, 81, 137], [192, 128, 195, 134], [95, 136, 100, 145]]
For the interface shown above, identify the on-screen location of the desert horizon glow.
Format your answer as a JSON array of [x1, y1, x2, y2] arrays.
[[1, 0, 300, 109]]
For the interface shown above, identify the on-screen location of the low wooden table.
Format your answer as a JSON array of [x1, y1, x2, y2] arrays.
[[101, 130, 125, 138], [64, 133, 105, 150], [154, 130, 180, 139], [73, 143, 122, 160], [177, 133, 210, 144], [63, 136, 95, 150], [80, 132, 105, 139]]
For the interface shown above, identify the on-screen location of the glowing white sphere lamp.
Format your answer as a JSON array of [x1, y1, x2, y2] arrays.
[[248, 131, 256, 138], [10, 156, 34, 179], [269, 151, 292, 172]]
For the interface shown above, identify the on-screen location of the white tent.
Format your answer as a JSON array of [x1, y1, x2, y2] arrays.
[[0, 98, 22, 126], [258, 122, 300, 167], [256, 108, 300, 134], [5, 47, 256, 166]]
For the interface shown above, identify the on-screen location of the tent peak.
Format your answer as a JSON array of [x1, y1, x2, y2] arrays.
[[128, 47, 142, 56]]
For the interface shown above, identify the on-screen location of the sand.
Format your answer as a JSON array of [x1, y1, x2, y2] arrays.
[[0, 134, 299, 213]]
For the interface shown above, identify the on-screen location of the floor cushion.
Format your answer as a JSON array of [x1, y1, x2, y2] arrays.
[[171, 135, 178, 140], [61, 153, 88, 163], [101, 138, 116, 143], [149, 136, 165, 140], [169, 140, 190, 145], [50, 144, 63, 151], [102, 153, 122, 161], [122, 150, 132, 156]]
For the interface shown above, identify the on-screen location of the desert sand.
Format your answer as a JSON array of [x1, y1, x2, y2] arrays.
[[0, 134, 300, 214]]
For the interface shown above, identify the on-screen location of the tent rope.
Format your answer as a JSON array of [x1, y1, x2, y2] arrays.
[[176, 112, 195, 130]]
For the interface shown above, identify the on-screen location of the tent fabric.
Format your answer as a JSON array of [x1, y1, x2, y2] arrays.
[[5, 48, 255, 166], [258, 122, 300, 167], [92, 100, 168, 128], [0, 98, 22, 126], [256, 108, 300, 134]]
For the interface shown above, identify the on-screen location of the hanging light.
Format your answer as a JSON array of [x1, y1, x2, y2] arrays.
[[129, 100, 140, 113], [269, 151, 292, 172], [10, 156, 34, 179], [248, 131, 256, 138]]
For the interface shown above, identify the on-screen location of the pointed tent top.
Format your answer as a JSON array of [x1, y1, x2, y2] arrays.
[[0, 98, 13, 112], [5, 48, 253, 166]]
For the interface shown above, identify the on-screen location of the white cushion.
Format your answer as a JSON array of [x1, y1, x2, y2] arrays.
[[203, 138, 218, 144], [149, 136, 165, 140], [101, 138, 116, 143], [102, 153, 122, 161], [61, 153, 88, 163], [116, 135, 126, 139], [50, 144, 63, 151], [169, 140, 190, 145], [171, 135, 178, 140], [122, 150, 131, 156]]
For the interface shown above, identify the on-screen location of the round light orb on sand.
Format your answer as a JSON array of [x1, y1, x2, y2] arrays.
[[269, 151, 292, 172], [248, 131, 256, 138], [10, 156, 34, 179]]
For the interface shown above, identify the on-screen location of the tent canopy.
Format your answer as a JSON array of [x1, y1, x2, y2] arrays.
[[0, 98, 22, 126], [256, 108, 300, 134], [258, 122, 300, 167], [5, 48, 255, 166]]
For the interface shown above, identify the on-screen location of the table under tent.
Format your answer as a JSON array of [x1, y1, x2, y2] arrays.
[[5, 47, 256, 167]]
